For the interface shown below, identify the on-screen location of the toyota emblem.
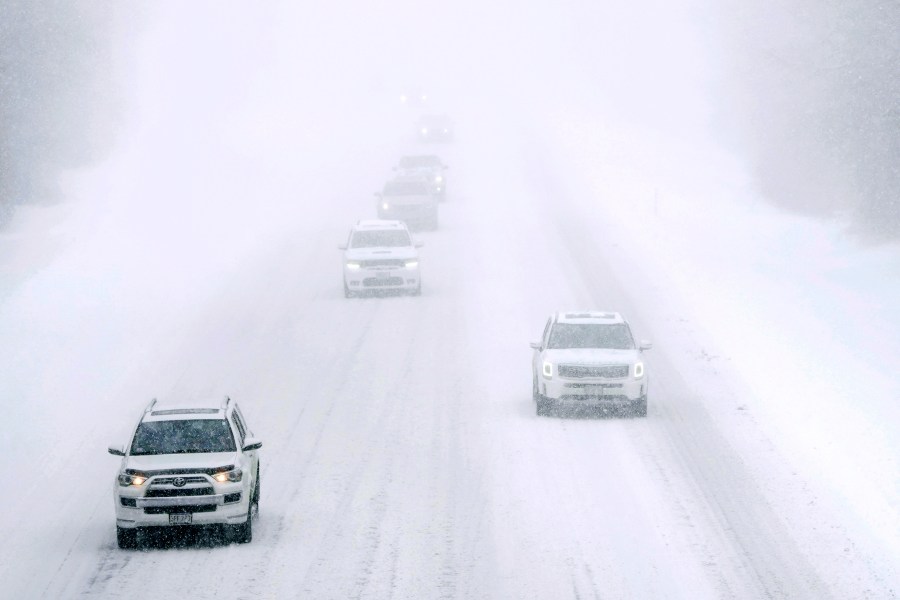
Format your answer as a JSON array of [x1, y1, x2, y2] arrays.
[[173, 477, 186, 487]]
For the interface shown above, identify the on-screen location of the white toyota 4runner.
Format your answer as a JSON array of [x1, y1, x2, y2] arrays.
[[531, 311, 652, 417], [108, 397, 262, 548]]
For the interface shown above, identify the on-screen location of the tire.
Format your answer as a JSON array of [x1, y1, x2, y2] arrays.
[[536, 398, 551, 416], [252, 466, 260, 504], [116, 526, 138, 549], [632, 396, 648, 418], [343, 282, 354, 298], [410, 282, 422, 296], [230, 502, 253, 544]]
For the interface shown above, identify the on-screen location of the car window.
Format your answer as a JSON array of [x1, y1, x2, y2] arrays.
[[547, 323, 635, 350], [232, 410, 246, 444], [350, 230, 411, 248], [130, 419, 237, 455], [541, 318, 553, 347]]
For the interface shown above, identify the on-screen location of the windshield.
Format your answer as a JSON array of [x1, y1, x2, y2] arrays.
[[383, 180, 431, 195], [350, 230, 411, 248], [547, 323, 635, 350], [130, 419, 236, 455]]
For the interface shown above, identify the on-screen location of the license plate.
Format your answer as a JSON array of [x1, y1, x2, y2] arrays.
[[169, 513, 192, 525], [376, 271, 392, 279]]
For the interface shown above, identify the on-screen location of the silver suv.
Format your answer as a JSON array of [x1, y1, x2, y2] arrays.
[[376, 176, 439, 231], [108, 397, 262, 548], [531, 312, 652, 417]]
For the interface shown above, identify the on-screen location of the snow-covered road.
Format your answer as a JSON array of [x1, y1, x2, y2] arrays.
[[1, 112, 897, 598]]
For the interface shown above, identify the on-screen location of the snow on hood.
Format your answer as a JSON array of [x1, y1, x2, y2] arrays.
[[543, 348, 642, 364], [125, 451, 239, 472]]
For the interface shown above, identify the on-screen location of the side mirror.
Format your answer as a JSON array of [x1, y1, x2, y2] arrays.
[[639, 340, 653, 351], [242, 437, 263, 452], [338, 244, 347, 250], [529, 342, 542, 350], [108, 444, 125, 456]]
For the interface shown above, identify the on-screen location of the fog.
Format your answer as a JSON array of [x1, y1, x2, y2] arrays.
[[1, 1, 898, 598]]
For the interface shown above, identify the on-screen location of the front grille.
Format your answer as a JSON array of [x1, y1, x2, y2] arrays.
[[361, 259, 405, 268], [144, 505, 217, 515], [146, 486, 214, 498], [363, 276, 404, 287], [152, 476, 207, 486], [558, 364, 629, 378]]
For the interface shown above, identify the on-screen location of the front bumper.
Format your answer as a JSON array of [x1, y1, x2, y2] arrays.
[[540, 376, 646, 403], [377, 205, 437, 227], [114, 479, 248, 528], [344, 266, 420, 291]]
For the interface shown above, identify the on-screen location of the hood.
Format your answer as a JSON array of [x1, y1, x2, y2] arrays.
[[125, 451, 239, 473], [543, 348, 642, 364], [345, 247, 418, 261]]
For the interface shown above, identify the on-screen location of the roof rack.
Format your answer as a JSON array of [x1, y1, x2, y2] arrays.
[[144, 398, 157, 413]]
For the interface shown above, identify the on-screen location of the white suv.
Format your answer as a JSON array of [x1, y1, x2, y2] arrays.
[[531, 312, 652, 417], [340, 220, 422, 297], [108, 397, 262, 548]]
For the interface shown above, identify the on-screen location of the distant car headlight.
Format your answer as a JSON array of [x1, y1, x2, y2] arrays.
[[634, 362, 644, 378], [117, 471, 147, 487], [435, 175, 443, 183], [213, 467, 243, 483], [346, 261, 361, 270], [404, 259, 418, 269], [542, 361, 553, 379], [420, 127, 429, 135], [399, 94, 408, 103], [381, 202, 390, 210]]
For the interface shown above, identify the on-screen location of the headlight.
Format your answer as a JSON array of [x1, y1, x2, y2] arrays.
[[382, 202, 390, 210], [542, 361, 553, 379], [404, 259, 418, 269], [346, 261, 361, 270], [117, 471, 147, 487], [634, 362, 644, 378], [420, 128, 429, 135], [213, 467, 243, 483], [435, 175, 443, 183]]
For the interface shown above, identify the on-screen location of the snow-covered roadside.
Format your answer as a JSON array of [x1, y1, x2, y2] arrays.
[[544, 114, 900, 590]]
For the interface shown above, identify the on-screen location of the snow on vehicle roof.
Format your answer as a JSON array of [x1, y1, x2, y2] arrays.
[[144, 397, 229, 420], [556, 311, 624, 324]]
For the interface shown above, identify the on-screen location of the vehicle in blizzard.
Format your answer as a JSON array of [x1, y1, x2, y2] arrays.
[[416, 114, 454, 142], [394, 155, 448, 200], [530, 311, 652, 417], [340, 220, 422, 297], [376, 176, 439, 231], [399, 90, 429, 107], [108, 397, 262, 548]]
